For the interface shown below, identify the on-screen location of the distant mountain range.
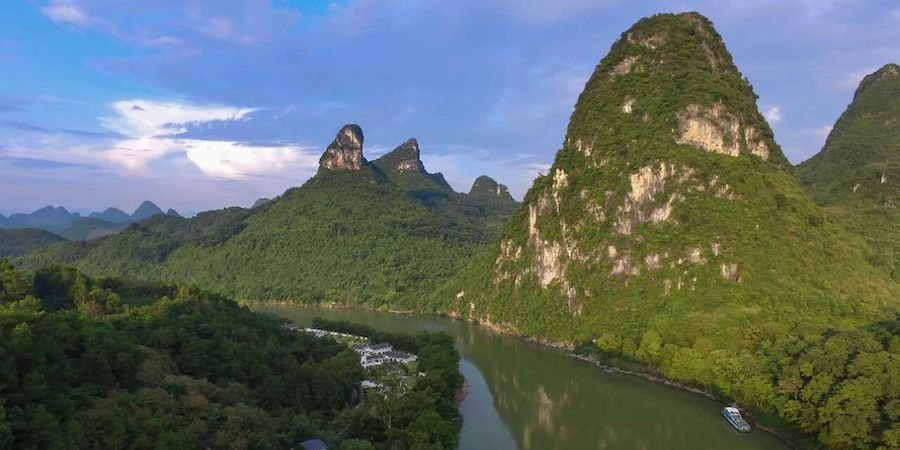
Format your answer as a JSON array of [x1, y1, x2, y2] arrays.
[[0, 201, 181, 241]]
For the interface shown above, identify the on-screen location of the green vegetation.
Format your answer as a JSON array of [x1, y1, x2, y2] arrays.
[[0, 260, 462, 449], [58, 217, 128, 241], [0, 228, 66, 258], [441, 12, 900, 449], [6, 11, 897, 450], [796, 64, 900, 207], [796, 63, 900, 280], [17, 154, 514, 309], [312, 318, 464, 449]]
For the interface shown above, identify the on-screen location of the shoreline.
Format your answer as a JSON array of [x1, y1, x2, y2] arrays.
[[243, 299, 803, 450]]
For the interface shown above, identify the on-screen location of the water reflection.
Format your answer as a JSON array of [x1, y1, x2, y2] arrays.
[[253, 306, 786, 450]]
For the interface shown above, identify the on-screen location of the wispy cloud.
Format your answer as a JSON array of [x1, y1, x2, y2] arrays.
[[41, 0, 96, 27], [763, 106, 782, 124]]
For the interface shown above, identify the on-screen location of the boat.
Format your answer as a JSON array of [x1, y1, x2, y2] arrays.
[[722, 406, 752, 433]]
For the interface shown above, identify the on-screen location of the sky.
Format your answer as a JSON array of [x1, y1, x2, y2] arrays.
[[1, 0, 899, 215]]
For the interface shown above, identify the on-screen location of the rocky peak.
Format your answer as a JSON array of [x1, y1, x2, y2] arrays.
[[469, 176, 514, 201], [319, 124, 366, 171], [379, 138, 426, 173]]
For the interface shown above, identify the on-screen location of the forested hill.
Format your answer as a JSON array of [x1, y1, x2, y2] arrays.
[[796, 63, 900, 209], [0, 228, 66, 258], [441, 12, 900, 449], [0, 260, 462, 449], [15, 125, 518, 307], [796, 63, 900, 280]]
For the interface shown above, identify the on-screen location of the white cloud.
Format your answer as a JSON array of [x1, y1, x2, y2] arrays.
[[184, 140, 315, 179], [763, 106, 782, 124], [98, 99, 316, 179], [41, 0, 94, 27]]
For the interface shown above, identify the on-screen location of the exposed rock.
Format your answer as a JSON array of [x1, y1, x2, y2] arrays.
[[676, 103, 770, 160], [720, 262, 741, 282], [611, 55, 639, 77], [381, 138, 425, 172], [614, 163, 691, 234], [622, 97, 635, 114], [319, 124, 366, 171]]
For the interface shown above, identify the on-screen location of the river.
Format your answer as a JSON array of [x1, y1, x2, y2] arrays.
[[252, 305, 787, 450]]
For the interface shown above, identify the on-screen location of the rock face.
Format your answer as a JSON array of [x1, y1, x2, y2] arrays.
[[388, 139, 426, 172], [319, 124, 366, 171], [469, 176, 514, 202], [448, 12, 898, 356], [372, 138, 454, 193]]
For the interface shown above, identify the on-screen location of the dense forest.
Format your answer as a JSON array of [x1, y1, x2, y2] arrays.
[[0, 260, 462, 449]]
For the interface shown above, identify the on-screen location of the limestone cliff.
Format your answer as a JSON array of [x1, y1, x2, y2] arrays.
[[447, 12, 898, 359], [319, 124, 366, 171], [372, 138, 454, 193]]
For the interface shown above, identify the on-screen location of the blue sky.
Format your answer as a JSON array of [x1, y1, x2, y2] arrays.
[[1, 0, 898, 215]]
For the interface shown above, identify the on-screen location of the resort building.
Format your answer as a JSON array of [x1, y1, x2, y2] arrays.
[[361, 354, 386, 368], [366, 343, 393, 354], [384, 351, 417, 364]]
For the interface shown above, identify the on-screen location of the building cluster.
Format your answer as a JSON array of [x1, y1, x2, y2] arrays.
[[298, 326, 363, 340], [353, 342, 418, 368], [283, 322, 418, 370]]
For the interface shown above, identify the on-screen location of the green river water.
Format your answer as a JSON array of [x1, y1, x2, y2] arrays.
[[252, 305, 788, 450]]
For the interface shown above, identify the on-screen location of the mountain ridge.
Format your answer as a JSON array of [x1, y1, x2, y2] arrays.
[[16, 125, 518, 305], [1, 201, 180, 240]]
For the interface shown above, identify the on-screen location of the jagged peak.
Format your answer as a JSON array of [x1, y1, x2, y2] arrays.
[[375, 138, 425, 173], [319, 124, 366, 171]]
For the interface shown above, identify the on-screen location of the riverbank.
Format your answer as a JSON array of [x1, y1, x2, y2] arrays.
[[244, 300, 808, 449]]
